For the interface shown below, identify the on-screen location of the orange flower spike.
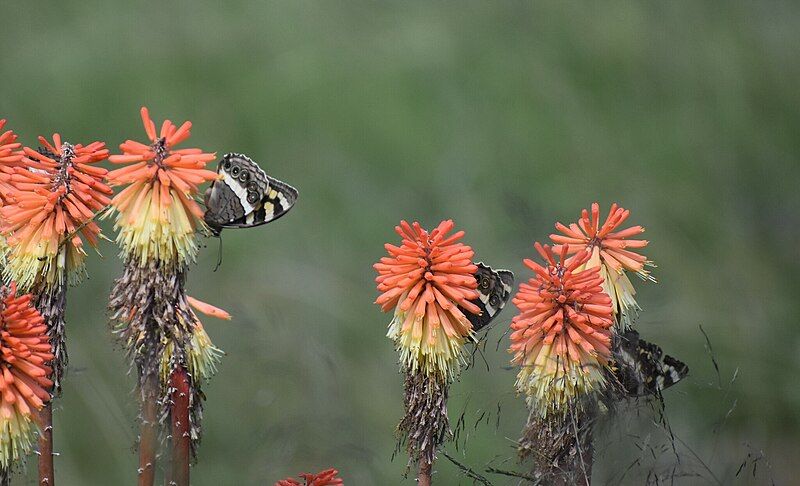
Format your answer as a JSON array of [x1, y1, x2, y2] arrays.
[[550, 202, 654, 328], [1, 136, 111, 290], [509, 243, 613, 416], [275, 469, 344, 486], [375, 219, 479, 380], [107, 107, 218, 264], [551, 202, 651, 277], [0, 284, 53, 468]]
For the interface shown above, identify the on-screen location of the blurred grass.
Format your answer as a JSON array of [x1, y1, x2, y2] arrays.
[[1, 1, 799, 484]]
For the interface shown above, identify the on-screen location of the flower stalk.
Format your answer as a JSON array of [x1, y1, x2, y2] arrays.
[[0, 133, 110, 486], [168, 366, 190, 486], [107, 108, 225, 485], [374, 220, 479, 481], [509, 243, 614, 484]]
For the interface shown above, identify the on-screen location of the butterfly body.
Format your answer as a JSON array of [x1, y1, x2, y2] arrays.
[[461, 262, 514, 335], [611, 329, 688, 397], [204, 153, 298, 236]]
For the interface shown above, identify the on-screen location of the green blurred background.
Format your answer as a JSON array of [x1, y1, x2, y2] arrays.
[[1, 1, 798, 484]]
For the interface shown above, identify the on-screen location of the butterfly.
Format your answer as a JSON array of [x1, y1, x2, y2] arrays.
[[203, 153, 298, 236], [611, 329, 689, 397], [460, 262, 514, 336]]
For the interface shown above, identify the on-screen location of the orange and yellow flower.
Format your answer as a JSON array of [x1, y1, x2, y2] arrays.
[[0, 283, 53, 467], [107, 107, 218, 265], [550, 202, 653, 328], [509, 243, 613, 415], [374, 220, 480, 380], [0, 135, 111, 289], [275, 468, 344, 486], [0, 119, 24, 203]]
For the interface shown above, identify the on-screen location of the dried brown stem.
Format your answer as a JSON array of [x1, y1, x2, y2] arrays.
[[32, 279, 67, 486], [168, 367, 191, 486], [138, 373, 158, 486], [37, 404, 54, 486], [0, 466, 9, 486], [418, 461, 432, 486], [519, 399, 597, 486]]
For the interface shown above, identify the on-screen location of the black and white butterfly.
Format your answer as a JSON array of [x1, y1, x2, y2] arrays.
[[611, 329, 689, 397], [203, 153, 298, 236], [460, 262, 514, 336]]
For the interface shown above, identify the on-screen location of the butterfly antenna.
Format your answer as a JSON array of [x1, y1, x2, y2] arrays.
[[214, 235, 223, 272]]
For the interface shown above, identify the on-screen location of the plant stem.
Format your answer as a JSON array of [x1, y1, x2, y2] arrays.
[[38, 404, 54, 485], [33, 279, 66, 486], [168, 367, 190, 486], [138, 373, 158, 486], [418, 460, 432, 486]]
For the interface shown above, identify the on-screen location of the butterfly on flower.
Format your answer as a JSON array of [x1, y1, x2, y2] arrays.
[[460, 262, 514, 337], [610, 329, 689, 397], [203, 153, 298, 236]]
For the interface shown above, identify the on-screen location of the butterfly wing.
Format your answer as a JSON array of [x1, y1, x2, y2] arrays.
[[204, 153, 298, 233], [460, 262, 514, 335], [612, 329, 689, 397]]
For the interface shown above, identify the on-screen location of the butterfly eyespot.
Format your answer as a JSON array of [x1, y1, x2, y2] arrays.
[[223, 160, 232, 170], [231, 166, 240, 176], [489, 295, 499, 306], [480, 277, 490, 289], [246, 181, 258, 192], [239, 171, 250, 182], [246, 191, 259, 204]]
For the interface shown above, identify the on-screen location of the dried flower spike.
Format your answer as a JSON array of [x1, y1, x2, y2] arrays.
[[509, 243, 613, 416], [374, 219, 479, 380], [275, 468, 344, 486], [0, 283, 53, 468], [550, 202, 653, 328], [0, 135, 111, 289]]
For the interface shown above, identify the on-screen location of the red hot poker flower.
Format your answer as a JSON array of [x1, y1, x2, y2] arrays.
[[550, 202, 654, 327], [0, 283, 54, 467], [275, 468, 344, 486], [0, 135, 111, 288], [509, 243, 613, 415], [106, 107, 218, 264], [374, 220, 480, 379]]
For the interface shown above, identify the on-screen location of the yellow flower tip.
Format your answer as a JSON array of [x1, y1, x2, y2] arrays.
[[375, 220, 479, 380], [108, 108, 218, 265], [187, 296, 231, 320], [160, 320, 223, 383], [515, 346, 607, 416]]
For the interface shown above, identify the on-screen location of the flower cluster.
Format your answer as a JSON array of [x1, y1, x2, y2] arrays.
[[0, 284, 53, 468], [374, 220, 480, 379], [0, 134, 111, 289], [509, 243, 613, 415], [550, 202, 653, 328], [107, 107, 218, 265], [275, 468, 344, 486]]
